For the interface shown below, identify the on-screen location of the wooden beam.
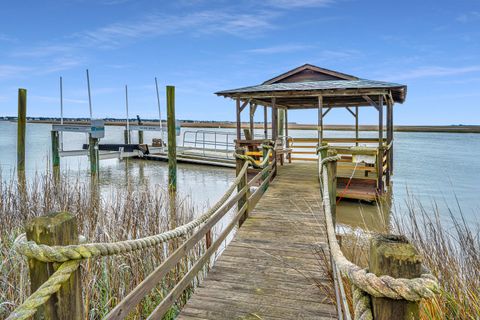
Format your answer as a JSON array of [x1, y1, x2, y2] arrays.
[[236, 98, 241, 142], [249, 102, 256, 137], [355, 106, 359, 146], [322, 107, 332, 118], [378, 95, 384, 193], [271, 97, 278, 140], [318, 96, 323, 144], [363, 95, 380, 111], [239, 99, 249, 112], [345, 106, 356, 117], [263, 105, 268, 139]]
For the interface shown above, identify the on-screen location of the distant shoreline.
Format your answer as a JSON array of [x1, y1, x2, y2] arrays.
[[2, 119, 480, 133]]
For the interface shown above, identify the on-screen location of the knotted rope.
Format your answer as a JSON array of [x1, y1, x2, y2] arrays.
[[319, 155, 439, 318], [14, 162, 249, 264], [9, 162, 250, 320], [233, 144, 273, 169]]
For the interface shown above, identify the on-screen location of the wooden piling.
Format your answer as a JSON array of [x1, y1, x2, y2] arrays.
[[51, 131, 60, 169], [167, 85, 177, 192], [123, 129, 130, 145], [17, 88, 27, 173], [326, 149, 337, 225], [89, 134, 99, 176], [369, 234, 422, 320], [138, 130, 144, 144], [236, 148, 248, 227], [26, 212, 83, 320]]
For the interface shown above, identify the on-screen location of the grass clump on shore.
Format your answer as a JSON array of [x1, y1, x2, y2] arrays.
[[0, 171, 204, 319], [336, 197, 480, 320]]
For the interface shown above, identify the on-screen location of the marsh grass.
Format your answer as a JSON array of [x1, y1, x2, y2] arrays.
[[336, 196, 480, 320], [0, 170, 207, 319]]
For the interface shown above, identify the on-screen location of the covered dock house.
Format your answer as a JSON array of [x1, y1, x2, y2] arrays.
[[216, 64, 407, 201]]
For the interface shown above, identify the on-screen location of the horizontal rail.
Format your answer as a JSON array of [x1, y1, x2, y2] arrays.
[[106, 185, 249, 319], [147, 201, 249, 318]]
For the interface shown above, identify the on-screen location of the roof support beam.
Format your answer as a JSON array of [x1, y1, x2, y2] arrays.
[[362, 95, 380, 111], [345, 107, 356, 117], [322, 107, 332, 118], [239, 99, 249, 112]]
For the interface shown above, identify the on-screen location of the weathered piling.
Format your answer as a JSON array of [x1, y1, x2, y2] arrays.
[[369, 235, 422, 320], [89, 135, 99, 176], [26, 212, 83, 319], [166, 85, 177, 192], [236, 147, 248, 227], [17, 89, 27, 174], [51, 131, 60, 170], [138, 130, 144, 144], [326, 149, 337, 225]]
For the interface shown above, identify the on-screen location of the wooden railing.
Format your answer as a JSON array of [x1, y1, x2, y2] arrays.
[[9, 147, 276, 320]]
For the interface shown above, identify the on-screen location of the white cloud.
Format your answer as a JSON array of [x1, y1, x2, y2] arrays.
[[0, 65, 32, 80], [387, 65, 480, 81], [457, 11, 480, 23], [245, 44, 314, 54], [264, 0, 335, 9]]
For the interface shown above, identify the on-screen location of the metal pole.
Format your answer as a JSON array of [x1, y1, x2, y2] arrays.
[[125, 85, 130, 144], [86, 69, 93, 121], [155, 77, 163, 143]]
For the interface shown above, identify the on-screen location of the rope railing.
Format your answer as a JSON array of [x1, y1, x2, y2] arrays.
[[8, 142, 277, 320], [318, 154, 439, 320]]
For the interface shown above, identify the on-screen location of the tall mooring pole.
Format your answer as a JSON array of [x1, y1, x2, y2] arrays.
[[166, 85, 177, 192], [17, 89, 27, 174]]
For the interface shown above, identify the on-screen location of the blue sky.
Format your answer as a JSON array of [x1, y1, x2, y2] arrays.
[[0, 0, 479, 125]]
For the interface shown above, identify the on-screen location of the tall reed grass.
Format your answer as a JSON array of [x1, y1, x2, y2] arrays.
[[337, 196, 480, 319], [0, 171, 202, 319]]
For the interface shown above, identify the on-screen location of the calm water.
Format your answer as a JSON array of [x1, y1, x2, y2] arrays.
[[1, 121, 479, 228]]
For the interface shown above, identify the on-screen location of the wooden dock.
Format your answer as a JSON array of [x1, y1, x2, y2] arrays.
[[178, 162, 337, 319]]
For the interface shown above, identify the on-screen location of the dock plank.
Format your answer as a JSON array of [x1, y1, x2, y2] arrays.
[[177, 163, 337, 319]]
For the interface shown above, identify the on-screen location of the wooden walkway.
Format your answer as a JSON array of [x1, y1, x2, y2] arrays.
[[178, 162, 337, 320]]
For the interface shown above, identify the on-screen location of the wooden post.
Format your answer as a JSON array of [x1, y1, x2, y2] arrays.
[[123, 129, 130, 144], [285, 109, 291, 163], [271, 98, 277, 141], [326, 149, 337, 225], [278, 108, 285, 137], [386, 100, 392, 186], [26, 212, 83, 319], [17, 88, 27, 173], [138, 130, 144, 144], [167, 86, 177, 192], [369, 234, 422, 320], [236, 148, 249, 227], [263, 105, 268, 139], [51, 131, 60, 181], [89, 134, 99, 177], [249, 102, 255, 137], [236, 98, 241, 144], [355, 106, 359, 146], [318, 96, 323, 145], [377, 95, 384, 194]]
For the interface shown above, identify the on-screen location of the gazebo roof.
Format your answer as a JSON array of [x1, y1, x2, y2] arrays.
[[215, 64, 407, 109]]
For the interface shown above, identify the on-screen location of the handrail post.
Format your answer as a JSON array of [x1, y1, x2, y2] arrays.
[[326, 149, 337, 226], [369, 234, 422, 320], [236, 147, 249, 227], [26, 212, 83, 319]]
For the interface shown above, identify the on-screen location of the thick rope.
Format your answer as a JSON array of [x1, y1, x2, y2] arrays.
[[14, 162, 249, 263], [320, 156, 439, 302], [6, 260, 80, 320], [233, 146, 273, 169]]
